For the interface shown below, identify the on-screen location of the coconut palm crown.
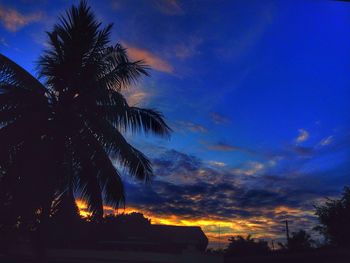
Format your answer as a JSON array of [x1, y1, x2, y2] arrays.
[[0, 1, 171, 222]]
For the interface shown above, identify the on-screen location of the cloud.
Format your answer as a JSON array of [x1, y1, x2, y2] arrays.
[[232, 161, 265, 176], [319, 136, 334, 147], [153, 0, 183, 15], [205, 142, 240, 152], [203, 141, 256, 155], [77, 144, 349, 247], [295, 129, 309, 144], [174, 37, 202, 59], [110, 0, 183, 15], [114, 132, 350, 246], [291, 145, 314, 157], [176, 121, 208, 133], [151, 149, 202, 184], [210, 112, 231, 125], [0, 37, 8, 47], [208, 161, 226, 167], [123, 43, 174, 73], [122, 85, 151, 106], [118, 148, 347, 246], [110, 0, 122, 10], [0, 5, 43, 32]]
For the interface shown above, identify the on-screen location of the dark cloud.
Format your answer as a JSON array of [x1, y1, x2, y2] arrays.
[[123, 148, 349, 232], [119, 132, 350, 243], [152, 149, 202, 178]]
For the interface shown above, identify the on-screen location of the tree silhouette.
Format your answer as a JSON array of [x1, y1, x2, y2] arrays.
[[315, 186, 350, 247], [225, 235, 270, 257], [286, 230, 314, 252], [104, 212, 151, 227], [0, 0, 170, 244]]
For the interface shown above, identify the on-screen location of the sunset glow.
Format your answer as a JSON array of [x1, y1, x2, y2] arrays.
[[2, 0, 349, 250], [76, 199, 316, 247]]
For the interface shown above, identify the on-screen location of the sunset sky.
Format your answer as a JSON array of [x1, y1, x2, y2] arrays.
[[1, 0, 350, 248]]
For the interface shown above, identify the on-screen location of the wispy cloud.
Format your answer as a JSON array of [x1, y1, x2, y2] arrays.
[[232, 161, 265, 176], [205, 142, 240, 152], [208, 161, 226, 167], [110, 0, 122, 10], [174, 37, 202, 59], [153, 0, 183, 15], [123, 42, 174, 73], [210, 112, 231, 125], [110, 0, 183, 15], [122, 85, 152, 106], [319, 135, 334, 147], [295, 128, 309, 144], [0, 5, 43, 32], [0, 37, 8, 47], [203, 141, 256, 155], [176, 121, 208, 133]]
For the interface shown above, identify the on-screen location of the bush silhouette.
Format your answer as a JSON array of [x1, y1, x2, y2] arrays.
[[225, 235, 270, 256]]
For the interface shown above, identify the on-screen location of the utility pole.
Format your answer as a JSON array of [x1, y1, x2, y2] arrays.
[[285, 220, 290, 245], [218, 224, 221, 249]]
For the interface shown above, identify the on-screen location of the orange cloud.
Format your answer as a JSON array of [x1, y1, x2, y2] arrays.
[[123, 43, 174, 73], [0, 5, 43, 32]]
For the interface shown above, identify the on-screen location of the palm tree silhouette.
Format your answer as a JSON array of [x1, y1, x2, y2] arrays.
[[0, 0, 170, 228]]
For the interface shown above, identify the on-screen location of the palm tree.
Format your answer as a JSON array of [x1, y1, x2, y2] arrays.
[[0, 0, 170, 232]]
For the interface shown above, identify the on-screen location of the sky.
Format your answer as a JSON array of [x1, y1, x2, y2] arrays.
[[1, 0, 350, 248]]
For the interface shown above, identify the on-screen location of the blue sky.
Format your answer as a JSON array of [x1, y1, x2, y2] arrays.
[[1, 0, 350, 247]]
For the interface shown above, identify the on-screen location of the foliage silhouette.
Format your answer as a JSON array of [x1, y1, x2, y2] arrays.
[[0, 0, 170, 246], [315, 186, 350, 247], [279, 229, 314, 252], [225, 235, 270, 257]]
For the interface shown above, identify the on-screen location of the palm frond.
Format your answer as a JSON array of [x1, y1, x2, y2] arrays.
[[75, 129, 125, 208], [0, 55, 49, 127], [0, 54, 46, 94], [98, 44, 149, 91], [71, 127, 124, 215], [97, 90, 171, 136], [75, 163, 104, 219], [85, 116, 153, 182]]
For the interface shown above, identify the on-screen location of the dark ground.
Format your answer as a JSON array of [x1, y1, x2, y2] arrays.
[[225, 248, 350, 263], [1, 248, 350, 263]]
